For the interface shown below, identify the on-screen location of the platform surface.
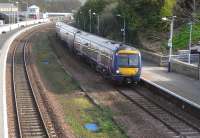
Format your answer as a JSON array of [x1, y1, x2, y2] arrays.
[[0, 28, 22, 138], [142, 61, 200, 106]]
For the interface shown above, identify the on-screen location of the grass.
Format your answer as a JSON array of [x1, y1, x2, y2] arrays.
[[32, 32, 127, 138], [32, 33, 79, 94], [59, 95, 126, 138], [173, 23, 200, 51]]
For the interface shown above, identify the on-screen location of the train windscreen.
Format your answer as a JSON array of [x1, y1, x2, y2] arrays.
[[117, 54, 139, 67]]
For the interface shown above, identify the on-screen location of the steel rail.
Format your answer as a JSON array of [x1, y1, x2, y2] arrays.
[[12, 39, 49, 138], [24, 40, 51, 138], [117, 87, 200, 138]]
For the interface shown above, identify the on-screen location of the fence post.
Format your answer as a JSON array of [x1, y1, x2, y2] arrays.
[[198, 53, 200, 80]]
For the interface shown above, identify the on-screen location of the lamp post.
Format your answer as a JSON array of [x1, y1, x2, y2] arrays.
[[19, 1, 28, 25], [83, 15, 86, 31], [26, 2, 28, 25], [188, 22, 193, 64], [11, 3, 13, 24], [89, 9, 92, 33], [8, 0, 11, 30], [187, 0, 196, 64], [198, 47, 200, 80], [77, 13, 80, 28], [117, 14, 126, 43], [93, 12, 100, 34], [78, 11, 82, 29], [162, 16, 176, 72], [16, 1, 19, 23]]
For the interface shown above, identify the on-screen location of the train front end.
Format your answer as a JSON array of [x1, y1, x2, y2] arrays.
[[112, 47, 141, 83]]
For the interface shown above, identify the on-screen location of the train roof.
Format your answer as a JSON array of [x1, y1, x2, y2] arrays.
[[56, 22, 139, 52]]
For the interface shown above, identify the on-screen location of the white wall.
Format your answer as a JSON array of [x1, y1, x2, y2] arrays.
[[0, 18, 49, 34]]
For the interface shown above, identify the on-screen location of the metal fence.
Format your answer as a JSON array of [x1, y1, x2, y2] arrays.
[[171, 54, 199, 65]]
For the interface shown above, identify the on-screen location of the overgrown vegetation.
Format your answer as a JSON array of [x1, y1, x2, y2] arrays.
[[32, 32, 127, 138], [76, 0, 200, 53], [59, 95, 127, 138], [32, 32, 79, 93], [173, 23, 200, 51]]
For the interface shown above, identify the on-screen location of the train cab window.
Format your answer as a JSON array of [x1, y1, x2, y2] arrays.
[[118, 55, 129, 66], [129, 54, 139, 66], [117, 54, 139, 67]]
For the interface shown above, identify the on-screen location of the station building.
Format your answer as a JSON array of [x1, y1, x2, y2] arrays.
[[0, 3, 18, 24], [27, 5, 40, 19], [0, 3, 18, 12]]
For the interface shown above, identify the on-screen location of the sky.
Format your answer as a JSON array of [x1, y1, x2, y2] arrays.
[[79, 0, 87, 5]]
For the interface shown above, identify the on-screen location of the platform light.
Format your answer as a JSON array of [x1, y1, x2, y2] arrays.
[[116, 14, 126, 43], [162, 16, 176, 72], [162, 17, 168, 21]]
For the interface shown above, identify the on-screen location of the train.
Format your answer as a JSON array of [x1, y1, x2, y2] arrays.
[[56, 22, 142, 84]]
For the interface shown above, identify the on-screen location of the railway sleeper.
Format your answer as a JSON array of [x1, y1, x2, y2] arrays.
[[18, 107, 35, 110], [17, 94, 32, 97], [17, 95, 33, 98], [17, 99, 33, 105], [17, 97, 33, 100], [175, 127, 198, 132], [19, 110, 36, 113], [17, 96, 33, 99], [22, 129, 46, 134], [20, 112, 38, 116], [22, 131, 46, 136], [15, 85, 30, 89], [14, 69, 26, 73], [179, 131, 200, 136], [22, 123, 42, 127], [143, 106, 162, 111], [21, 121, 41, 125], [22, 125, 44, 130], [15, 87, 31, 91], [18, 100, 35, 103], [18, 106, 36, 109], [19, 108, 36, 111], [20, 115, 40, 119], [18, 105, 36, 108]]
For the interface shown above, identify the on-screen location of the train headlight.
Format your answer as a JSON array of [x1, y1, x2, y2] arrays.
[[116, 70, 120, 74]]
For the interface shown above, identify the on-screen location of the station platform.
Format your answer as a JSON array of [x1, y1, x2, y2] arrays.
[[0, 22, 48, 138], [0, 28, 23, 138], [142, 61, 200, 107]]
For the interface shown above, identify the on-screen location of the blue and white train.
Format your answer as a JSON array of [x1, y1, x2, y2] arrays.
[[56, 22, 142, 83]]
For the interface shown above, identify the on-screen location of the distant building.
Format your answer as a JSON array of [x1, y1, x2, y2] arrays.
[[27, 5, 40, 19], [0, 3, 18, 12], [0, 3, 18, 23], [0, 20, 4, 25]]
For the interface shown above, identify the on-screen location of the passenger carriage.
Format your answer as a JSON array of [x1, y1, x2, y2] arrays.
[[56, 22, 142, 83]]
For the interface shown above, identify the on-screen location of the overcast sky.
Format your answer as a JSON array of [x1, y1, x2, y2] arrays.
[[79, 0, 87, 5]]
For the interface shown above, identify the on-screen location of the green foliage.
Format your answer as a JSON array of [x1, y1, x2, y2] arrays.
[[32, 33, 79, 93], [77, 0, 200, 52], [59, 95, 127, 138], [76, 0, 163, 44], [173, 23, 200, 50], [114, 0, 163, 30], [76, 0, 108, 32], [161, 0, 177, 16]]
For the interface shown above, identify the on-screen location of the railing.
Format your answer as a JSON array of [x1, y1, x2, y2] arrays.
[[171, 54, 199, 65], [0, 18, 49, 34]]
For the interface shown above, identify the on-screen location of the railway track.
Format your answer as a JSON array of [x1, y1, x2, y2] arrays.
[[118, 87, 200, 138], [12, 39, 50, 138]]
